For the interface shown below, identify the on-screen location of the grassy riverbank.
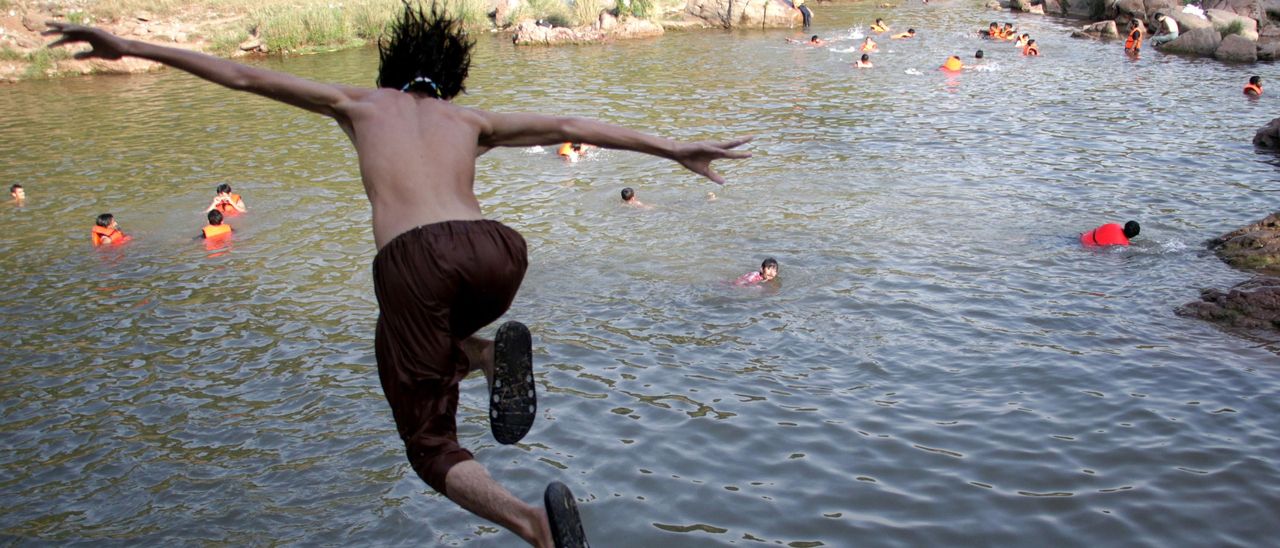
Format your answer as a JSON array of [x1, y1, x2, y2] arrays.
[[0, 0, 677, 81]]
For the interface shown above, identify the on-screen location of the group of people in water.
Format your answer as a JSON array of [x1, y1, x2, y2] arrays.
[[86, 183, 246, 247], [787, 16, 1041, 74]]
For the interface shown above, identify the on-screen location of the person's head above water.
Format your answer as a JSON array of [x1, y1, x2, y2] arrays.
[[810, 35, 821, 43], [621, 187, 635, 201], [215, 182, 232, 195], [761, 257, 779, 279], [975, 49, 984, 58], [207, 209, 225, 226], [96, 213, 115, 228], [10, 183, 23, 199], [1124, 221, 1140, 239], [377, 2, 473, 100], [860, 53, 870, 62], [1250, 75, 1262, 86]]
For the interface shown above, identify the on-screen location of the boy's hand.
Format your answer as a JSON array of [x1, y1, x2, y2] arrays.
[[43, 22, 129, 60], [674, 136, 754, 185]]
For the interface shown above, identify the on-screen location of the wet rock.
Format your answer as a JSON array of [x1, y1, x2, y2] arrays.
[[1042, 0, 1065, 15], [1207, 211, 1280, 272], [238, 36, 262, 52], [1253, 117, 1280, 148], [1177, 276, 1280, 330], [1162, 25, 1222, 55], [1216, 33, 1258, 61], [1078, 20, 1119, 38], [1201, 0, 1262, 19]]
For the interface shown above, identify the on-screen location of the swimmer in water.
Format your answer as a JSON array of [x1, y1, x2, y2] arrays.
[[787, 35, 827, 46], [1014, 33, 1029, 48], [1245, 75, 1263, 97], [46, 5, 750, 546], [1125, 21, 1142, 56], [982, 22, 999, 39], [206, 183, 246, 216], [871, 18, 889, 33], [199, 208, 233, 240], [941, 55, 965, 71], [855, 53, 873, 68], [892, 28, 916, 39], [557, 141, 591, 162], [860, 36, 878, 52], [620, 187, 652, 209], [10, 183, 25, 206], [1081, 221, 1140, 247], [91, 213, 129, 246], [1022, 39, 1040, 56], [735, 257, 779, 286]]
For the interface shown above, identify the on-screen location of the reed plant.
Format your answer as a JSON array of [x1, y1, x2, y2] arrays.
[[571, 0, 605, 27]]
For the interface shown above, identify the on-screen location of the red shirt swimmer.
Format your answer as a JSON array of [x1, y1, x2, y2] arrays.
[[735, 257, 779, 286], [1081, 221, 1140, 247]]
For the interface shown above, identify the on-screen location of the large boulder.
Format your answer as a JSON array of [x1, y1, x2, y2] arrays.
[[1258, 40, 1280, 60], [1206, 9, 1259, 41], [1216, 33, 1259, 60], [510, 18, 663, 45], [1063, 0, 1100, 18], [1206, 211, 1280, 272], [1042, 0, 1066, 15], [1165, 9, 1214, 33], [1201, 0, 1262, 19], [1254, 117, 1280, 148], [686, 0, 801, 29], [1161, 25, 1223, 54], [1077, 20, 1120, 38], [1116, 0, 1148, 20], [1176, 276, 1280, 330]]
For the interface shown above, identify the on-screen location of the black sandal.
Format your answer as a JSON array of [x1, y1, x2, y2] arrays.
[[490, 321, 536, 445], [545, 481, 589, 548]]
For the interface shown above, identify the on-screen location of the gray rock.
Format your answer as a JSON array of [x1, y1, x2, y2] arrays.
[[1080, 20, 1120, 38], [1042, 0, 1066, 15], [1166, 10, 1213, 32], [1254, 117, 1280, 148], [1207, 210, 1280, 271], [1201, 0, 1262, 19], [1216, 33, 1259, 60], [1162, 25, 1222, 54], [1258, 41, 1280, 60], [1011, 0, 1033, 11], [1176, 276, 1280, 330], [1116, 0, 1147, 20], [686, 0, 801, 28]]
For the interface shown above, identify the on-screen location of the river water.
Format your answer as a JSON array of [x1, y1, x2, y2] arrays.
[[3, 2, 1279, 546]]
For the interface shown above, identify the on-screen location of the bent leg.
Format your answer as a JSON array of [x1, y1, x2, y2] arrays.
[[445, 460, 553, 547]]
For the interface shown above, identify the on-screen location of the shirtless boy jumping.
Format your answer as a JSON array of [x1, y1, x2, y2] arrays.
[[45, 4, 750, 547]]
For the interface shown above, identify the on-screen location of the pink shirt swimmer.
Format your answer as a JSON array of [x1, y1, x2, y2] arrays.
[[735, 258, 779, 286]]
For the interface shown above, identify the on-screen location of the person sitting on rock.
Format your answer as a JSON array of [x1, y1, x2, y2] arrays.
[[1150, 13, 1179, 47], [855, 53, 873, 68], [1244, 75, 1263, 97], [892, 28, 916, 39], [1081, 221, 1140, 247]]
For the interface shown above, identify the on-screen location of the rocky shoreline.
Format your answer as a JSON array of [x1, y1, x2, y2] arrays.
[[1177, 212, 1280, 332]]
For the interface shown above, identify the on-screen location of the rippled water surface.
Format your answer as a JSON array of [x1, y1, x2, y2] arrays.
[[4, 2, 1280, 546]]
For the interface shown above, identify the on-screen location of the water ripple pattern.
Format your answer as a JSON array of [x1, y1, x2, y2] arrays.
[[3, 3, 1279, 546]]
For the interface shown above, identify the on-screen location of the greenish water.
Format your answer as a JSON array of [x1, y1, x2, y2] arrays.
[[3, 3, 1280, 546]]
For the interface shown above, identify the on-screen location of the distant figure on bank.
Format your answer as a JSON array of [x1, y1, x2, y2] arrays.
[[793, 0, 812, 28], [892, 28, 916, 39], [871, 18, 889, 33], [787, 35, 826, 46], [855, 53, 873, 68], [1150, 13, 1179, 46], [1081, 221, 1140, 247], [1124, 21, 1142, 55], [1022, 39, 1040, 56], [10, 183, 25, 205], [860, 36, 878, 52], [620, 187, 651, 209], [735, 257, 779, 286], [941, 55, 965, 71], [91, 213, 129, 247], [206, 183, 246, 216], [200, 209, 233, 240], [1244, 75, 1263, 97]]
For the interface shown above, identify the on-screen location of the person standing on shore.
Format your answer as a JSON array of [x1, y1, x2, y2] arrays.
[[44, 4, 751, 546]]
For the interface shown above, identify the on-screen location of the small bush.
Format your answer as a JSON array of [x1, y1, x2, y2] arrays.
[[572, 0, 605, 26], [23, 48, 71, 79], [209, 28, 251, 55]]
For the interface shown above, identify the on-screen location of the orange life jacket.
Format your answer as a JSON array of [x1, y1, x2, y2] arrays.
[[203, 223, 232, 239], [1023, 44, 1039, 56], [1081, 223, 1129, 247], [861, 40, 877, 52], [557, 143, 575, 156], [1125, 28, 1141, 50], [1244, 83, 1263, 96], [91, 225, 126, 246], [942, 57, 963, 71]]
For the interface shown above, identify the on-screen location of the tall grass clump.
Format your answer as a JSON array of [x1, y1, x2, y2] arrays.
[[571, 0, 605, 26], [348, 0, 400, 41], [436, 0, 492, 29], [0, 46, 23, 61], [618, 0, 656, 19], [509, 0, 572, 27], [23, 47, 71, 79], [253, 4, 354, 52], [1218, 19, 1245, 38]]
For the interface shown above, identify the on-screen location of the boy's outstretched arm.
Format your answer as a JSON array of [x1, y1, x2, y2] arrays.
[[474, 111, 752, 184], [43, 22, 368, 119]]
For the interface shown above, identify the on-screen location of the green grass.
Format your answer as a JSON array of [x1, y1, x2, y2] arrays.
[[571, 0, 605, 26], [1218, 19, 1245, 38], [0, 45, 23, 61], [22, 47, 72, 79], [618, 0, 655, 19], [509, 0, 572, 27]]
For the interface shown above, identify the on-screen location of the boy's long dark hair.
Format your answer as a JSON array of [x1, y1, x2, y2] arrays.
[[377, 1, 473, 100]]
